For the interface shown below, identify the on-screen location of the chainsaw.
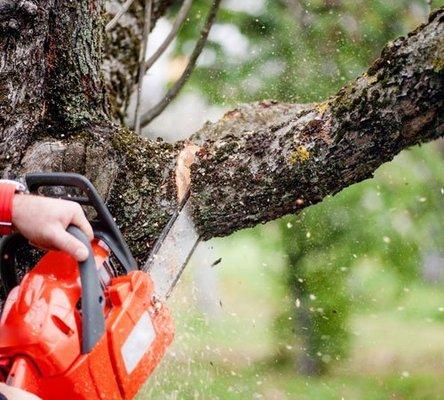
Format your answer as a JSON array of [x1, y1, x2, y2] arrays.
[[0, 173, 200, 399]]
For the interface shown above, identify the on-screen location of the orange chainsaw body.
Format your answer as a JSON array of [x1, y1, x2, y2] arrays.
[[0, 240, 174, 399]]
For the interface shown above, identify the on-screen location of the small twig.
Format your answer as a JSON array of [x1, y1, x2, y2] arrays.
[[140, 0, 221, 127], [134, 0, 152, 134], [105, 0, 136, 32], [144, 0, 194, 72]]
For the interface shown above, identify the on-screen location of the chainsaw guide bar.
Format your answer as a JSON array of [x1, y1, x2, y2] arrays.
[[144, 191, 200, 301]]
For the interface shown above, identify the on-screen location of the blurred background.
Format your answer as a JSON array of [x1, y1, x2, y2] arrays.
[[135, 1, 444, 398]]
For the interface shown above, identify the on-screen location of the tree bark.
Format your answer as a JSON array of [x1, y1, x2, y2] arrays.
[[190, 9, 443, 239], [0, 1, 442, 263]]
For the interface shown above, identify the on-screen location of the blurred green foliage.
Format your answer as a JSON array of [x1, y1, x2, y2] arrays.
[[175, 0, 442, 104], [167, 0, 444, 380], [267, 144, 444, 374]]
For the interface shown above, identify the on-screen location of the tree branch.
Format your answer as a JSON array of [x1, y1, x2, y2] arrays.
[[140, 0, 221, 126], [133, 0, 152, 134], [105, 0, 137, 32], [144, 0, 194, 72], [107, 8, 442, 262], [188, 9, 443, 239]]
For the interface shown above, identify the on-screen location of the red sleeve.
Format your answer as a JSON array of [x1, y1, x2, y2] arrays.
[[0, 183, 16, 236]]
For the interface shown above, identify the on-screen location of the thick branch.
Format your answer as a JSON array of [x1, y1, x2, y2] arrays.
[[189, 9, 443, 239]]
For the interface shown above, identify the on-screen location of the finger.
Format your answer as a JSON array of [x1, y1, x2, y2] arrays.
[[50, 228, 90, 261], [70, 205, 94, 241]]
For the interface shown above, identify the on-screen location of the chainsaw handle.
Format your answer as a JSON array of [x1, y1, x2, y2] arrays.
[[25, 173, 137, 273], [67, 225, 105, 354]]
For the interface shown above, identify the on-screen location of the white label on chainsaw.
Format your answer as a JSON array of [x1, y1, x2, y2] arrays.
[[121, 312, 156, 374]]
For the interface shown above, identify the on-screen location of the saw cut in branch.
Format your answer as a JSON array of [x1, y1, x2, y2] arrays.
[[134, 0, 153, 134], [140, 0, 221, 127], [144, 0, 194, 72]]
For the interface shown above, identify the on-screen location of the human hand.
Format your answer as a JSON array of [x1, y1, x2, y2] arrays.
[[11, 195, 94, 261]]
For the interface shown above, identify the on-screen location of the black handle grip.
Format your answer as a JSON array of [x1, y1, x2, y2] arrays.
[[25, 173, 137, 273], [67, 225, 105, 354]]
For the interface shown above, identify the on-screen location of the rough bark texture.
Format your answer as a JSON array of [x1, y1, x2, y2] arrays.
[[190, 10, 443, 239], [0, 1, 443, 264]]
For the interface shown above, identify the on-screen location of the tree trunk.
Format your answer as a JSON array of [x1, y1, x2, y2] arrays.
[[0, 1, 442, 263]]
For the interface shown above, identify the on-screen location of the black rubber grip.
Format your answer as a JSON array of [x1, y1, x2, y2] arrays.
[[25, 173, 137, 273], [67, 225, 105, 354]]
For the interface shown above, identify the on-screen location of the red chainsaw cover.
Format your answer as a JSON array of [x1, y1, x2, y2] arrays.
[[0, 241, 174, 400]]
